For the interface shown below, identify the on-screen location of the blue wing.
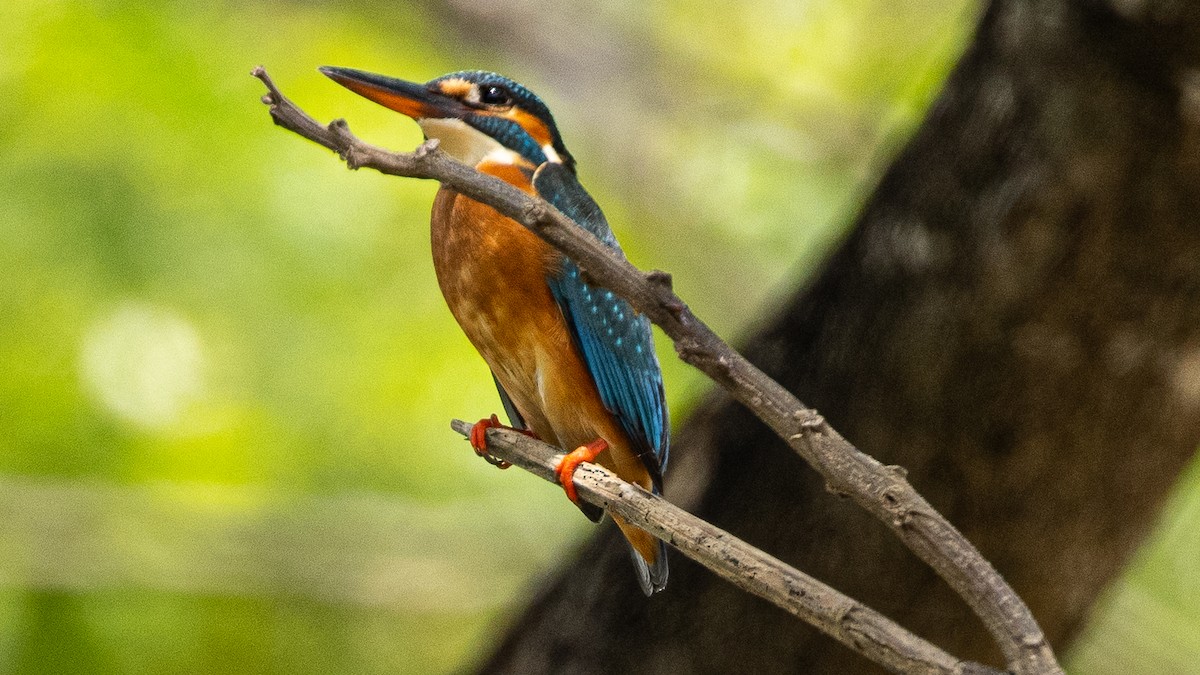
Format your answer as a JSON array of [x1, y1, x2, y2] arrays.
[[534, 163, 669, 490]]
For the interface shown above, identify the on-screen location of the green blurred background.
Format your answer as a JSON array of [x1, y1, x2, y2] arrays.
[[1, 0, 1197, 672]]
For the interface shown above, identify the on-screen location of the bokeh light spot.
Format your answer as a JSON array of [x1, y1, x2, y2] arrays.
[[80, 303, 206, 431]]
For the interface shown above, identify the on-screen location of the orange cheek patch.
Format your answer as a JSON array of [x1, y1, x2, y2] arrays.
[[505, 108, 554, 147]]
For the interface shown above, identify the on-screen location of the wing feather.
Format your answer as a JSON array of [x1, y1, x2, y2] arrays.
[[534, 163, 669, 490]]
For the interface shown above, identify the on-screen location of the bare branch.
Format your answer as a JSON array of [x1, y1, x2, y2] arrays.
[[253, 66, 1061, 675], [451, 420, 1002, 675]]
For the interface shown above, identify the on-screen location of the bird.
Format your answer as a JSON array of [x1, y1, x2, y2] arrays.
[[320, 66, 670, 595]]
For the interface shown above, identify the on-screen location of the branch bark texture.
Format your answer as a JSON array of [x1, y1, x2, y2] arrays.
[[254, 40, 1057, 673], [449, 421, 999, 675]]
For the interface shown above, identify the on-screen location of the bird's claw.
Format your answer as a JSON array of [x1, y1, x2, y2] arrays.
[[469, 414, 511, 469], [554, 438, 608, 504]]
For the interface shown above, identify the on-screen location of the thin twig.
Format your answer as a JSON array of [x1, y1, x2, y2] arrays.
[[252, 66, 1060, 675], [451, 420, 1001, 675]]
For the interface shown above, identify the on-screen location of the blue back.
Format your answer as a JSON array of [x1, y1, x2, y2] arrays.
[[534, 163, 669, 489]]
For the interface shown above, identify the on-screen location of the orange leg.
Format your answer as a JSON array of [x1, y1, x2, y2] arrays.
[[469, 414, 500, 452], [554, 438, 608, 504], [468, 415, 540, 469], [468, 415, 511, 469]]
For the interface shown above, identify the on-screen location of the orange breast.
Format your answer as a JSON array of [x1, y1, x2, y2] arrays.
[[428, 161, 652, 492]]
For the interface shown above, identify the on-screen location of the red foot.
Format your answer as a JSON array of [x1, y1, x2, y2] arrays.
[[469, 415, 511, 469], [469, 415, 500, 452], [554, 438, 609, 504]]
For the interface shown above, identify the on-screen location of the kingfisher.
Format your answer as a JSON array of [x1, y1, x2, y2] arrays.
[[320, 66, 670, 595]]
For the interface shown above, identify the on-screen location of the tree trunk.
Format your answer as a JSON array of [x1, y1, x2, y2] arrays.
[[476, 0, 1200, 671]]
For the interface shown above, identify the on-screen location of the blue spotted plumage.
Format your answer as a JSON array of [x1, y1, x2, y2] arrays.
[[536, 161, 670, 594], [536, 162, 670, 489]]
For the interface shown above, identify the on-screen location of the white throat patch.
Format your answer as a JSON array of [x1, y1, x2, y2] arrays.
[[418, 118, 521, 167]]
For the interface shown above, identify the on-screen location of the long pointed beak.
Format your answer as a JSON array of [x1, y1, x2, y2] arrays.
[[318, 66, 468, 120]]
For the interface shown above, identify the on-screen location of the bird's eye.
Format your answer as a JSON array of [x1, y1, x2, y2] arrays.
[[479, 85, 512, 106]]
